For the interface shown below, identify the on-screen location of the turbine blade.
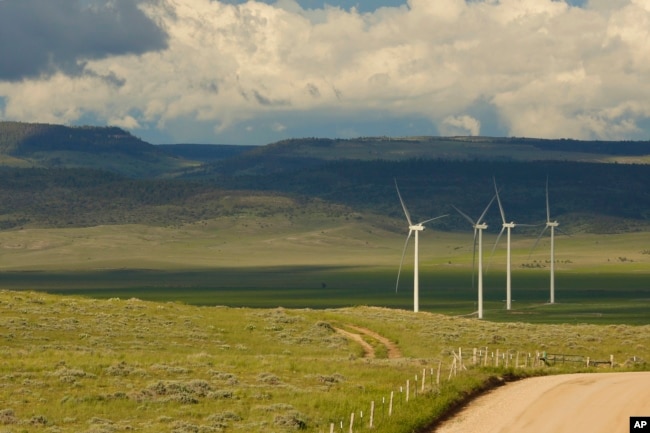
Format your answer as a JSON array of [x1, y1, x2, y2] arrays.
[[528, 226, 549, 258], [395, 230, 413, 292], [395, 179, 414, 226], [487, 226, 506, 271], [478, 193, 497, 224], [493, 177, 506, 225], [452, 205, 475, 226], [471, 227, 477, 290], [545, 177, 551, 223], [419, 214, 449, 226]]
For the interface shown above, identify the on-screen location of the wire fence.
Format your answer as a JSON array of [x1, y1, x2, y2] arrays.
[[325, 347, 617, 432]]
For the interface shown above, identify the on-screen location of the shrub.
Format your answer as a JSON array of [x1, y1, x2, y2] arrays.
[[257, 373, 282, 385], [29, 415, 48, 425], [0, 409, 17, 425], [274, 411, 308, 430]]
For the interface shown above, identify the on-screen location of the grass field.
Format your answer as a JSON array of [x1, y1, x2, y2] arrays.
[[0, 290, 647, 433], [1, 215, 648, 432], [0, 215, 649, 325]]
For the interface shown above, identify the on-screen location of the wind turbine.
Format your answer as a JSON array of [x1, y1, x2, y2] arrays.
[[530, 178, 560, 304], [490, 178, 536, 310], [452, 194, 496, 319], [395, 180, 447, 313]]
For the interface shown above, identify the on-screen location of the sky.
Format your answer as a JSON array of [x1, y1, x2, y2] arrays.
[[1, 0, 649, 146]]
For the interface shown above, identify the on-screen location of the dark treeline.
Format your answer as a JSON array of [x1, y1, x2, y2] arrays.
[[206, 158, 650, 232], [0, 167, 219, 229], [510, 137, 650, 156], [1, 122, 649, 233], [0, 121, 155, 156], [1, 159, 649, 232]]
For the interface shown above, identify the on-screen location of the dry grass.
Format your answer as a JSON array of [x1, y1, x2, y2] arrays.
[[0, 290, 647, 432]]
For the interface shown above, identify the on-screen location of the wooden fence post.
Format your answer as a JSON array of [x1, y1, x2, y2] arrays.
[[422, 368, 426, 392], [349, 412, 354, 433], [389, 391, 394, 417], [448, 356, 457, 380], [406, 379, 410, 402], [369, 401, 374, 429], [436, 360, 442, 386]]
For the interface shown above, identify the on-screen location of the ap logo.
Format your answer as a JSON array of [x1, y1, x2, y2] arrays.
[[631, 417, 650, 432]]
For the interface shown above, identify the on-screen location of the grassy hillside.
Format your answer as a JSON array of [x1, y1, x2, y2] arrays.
[[1, 122, 649, 232], [201, 158, 650, 232], [0, 290, 646, 433], [0, 121, 197, 177], [4, 124, 650, 177], [0, 167, 361, 230], [196, 136, 650, 176], [1, 158, 649, 233], [156, 143, 255, 163]]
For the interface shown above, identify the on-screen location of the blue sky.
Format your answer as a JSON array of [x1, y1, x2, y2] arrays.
[[221, 1, 408, 12], [224, 1, 587, 12], [1, 0, 648, 145]]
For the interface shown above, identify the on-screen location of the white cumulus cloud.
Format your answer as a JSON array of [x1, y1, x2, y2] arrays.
[[1, 0, 649, 145], [441, 115, 481, 136]]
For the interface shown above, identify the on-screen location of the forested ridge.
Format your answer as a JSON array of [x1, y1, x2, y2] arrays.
[[1, 122, 649, 233]]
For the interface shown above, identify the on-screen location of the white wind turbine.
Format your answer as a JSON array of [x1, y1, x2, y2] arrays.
[[452, 194, 496, 319], [395, 180, 447, 313], [530, 178, 560, 304], [490, 178, 536, 310]]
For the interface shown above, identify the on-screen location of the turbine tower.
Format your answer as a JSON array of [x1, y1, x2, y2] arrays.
[[490, 178, 535, 310], [530, 178, 560, 304], [395, 180, 447, 313], [452, 194, 496, 319]]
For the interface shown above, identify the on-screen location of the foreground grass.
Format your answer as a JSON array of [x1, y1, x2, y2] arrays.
[[0, 291, 647, 433]]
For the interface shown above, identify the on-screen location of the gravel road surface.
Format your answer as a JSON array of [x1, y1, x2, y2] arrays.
[[432, 371, 650, 433]]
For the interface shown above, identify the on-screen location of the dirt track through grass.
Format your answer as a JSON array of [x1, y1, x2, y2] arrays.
[[334, 325, 403, 359], [346, 325, 403, 358]]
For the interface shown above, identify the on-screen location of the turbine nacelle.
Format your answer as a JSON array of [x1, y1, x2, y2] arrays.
[[547, 221, 559, 228], [504, 222, 516, 228], [409, 224, 425, 231], [475, 222, 488, 230]]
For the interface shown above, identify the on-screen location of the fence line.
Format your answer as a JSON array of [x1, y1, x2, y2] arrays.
[[327, 347, 616, 432]]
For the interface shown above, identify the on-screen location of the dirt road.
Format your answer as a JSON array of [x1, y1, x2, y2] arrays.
[[334, 325, 402, 359], [433, 371, 650, 433]]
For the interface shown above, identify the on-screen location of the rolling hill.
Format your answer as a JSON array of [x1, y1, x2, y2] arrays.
[[1, 121, 650, 233], [0, 121, 196, 177]]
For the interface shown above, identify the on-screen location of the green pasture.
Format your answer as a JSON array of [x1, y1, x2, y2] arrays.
[[1, 219, 649, 324], [0, 290, 647, 433]]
